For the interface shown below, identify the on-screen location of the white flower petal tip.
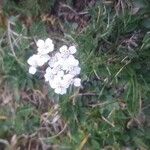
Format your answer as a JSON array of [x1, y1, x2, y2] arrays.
[[67, 55, 79, 66], [44, 67, 55, 82], [59, 45, 68, 53], [27, 54, 39, 67], [37, 54, 50, 66], [45, 38, 53, 44], [36, 39, 44, 47], [55, 88, 67, 95], [69, 66, 81, 76], [29, 66, 37, 74], [74, 78, 81, 87], [57, 71, 64, 77], [69, 46, 77, 54]]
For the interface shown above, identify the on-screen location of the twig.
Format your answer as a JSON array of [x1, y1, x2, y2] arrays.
[[78, 134, 90, 150], [40, 123, 68, 141], [7, 20, 16, 57], [89, 100, 118, 108], [101, 116, 115, 127], [114, 60, 131, 78], [60, 4, 78, 15]]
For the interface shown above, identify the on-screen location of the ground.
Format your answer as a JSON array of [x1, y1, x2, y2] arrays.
[[0, 0, 150, 149]]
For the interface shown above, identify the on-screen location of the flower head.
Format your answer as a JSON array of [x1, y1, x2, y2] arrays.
[[27, 38, 81, 95]]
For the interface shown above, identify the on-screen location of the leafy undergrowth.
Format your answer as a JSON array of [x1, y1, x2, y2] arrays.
[[0, 0, 150, 149]]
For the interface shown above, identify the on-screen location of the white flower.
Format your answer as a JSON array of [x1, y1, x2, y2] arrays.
[[36, 54, 50, 66], [48, 55, 58, 68], [62, 74, 74, 88], [69, 66, 81, 76], [57, 70, 64, 77], [27, 39, 81, 95], [27, 54, 50, 67], [54, 87, 67, 95], [37, 38, 54, 55], [59, 45, 68, 53], [29, 66, 37, 74], [55, 52, 62, 60], [68, 46, 77, 54], [27, 54, 39, 67], [44, 67, 54, 82], [48, 52, 65, 68], [49, 76, 67, 95], [59, 45, 77, 58], [61, 55, 79, 71], [51, 64, 62, 74], [73, 78, 81, 87], [67, 55, 79, 66]]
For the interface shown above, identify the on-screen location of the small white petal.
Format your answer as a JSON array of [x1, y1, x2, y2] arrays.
[[69, 66, 81, 75], [61, 61, 70, 70], [74, 66, 81, 74], [59, 45, 68, 53], [37, 38, 54, 55], [37, 44, 54, 55], [46, 42, 54, 52], [44, 74, 49, 82], [36, 39, 44, 47], [45, 38, 53, 45], [62, 74, 74, 88], [67, 55, 79, 66], [55, 52, 62, 59], [29, 66, 37, 74], [49, 81, 56, 89], [37, 48, 43, 54], [54, 88, 62, 94], [55, 87, 67, 95], [37, 60, 44, 66], [57, 70, 64, 77], [44, 68, 54, 82], [63, 74, 74, 81], [37, 55, 50, 66], [74, 78, 81, 87], [49, 76, 61, 89], [59, 88, 67, 95], [48, 55, 58, 67], [73, 59, 79, 66], [27, 54, 38, 67], [69, 46, 77, 54], [67, 54, 74, 59], [46, 67, 52, 73], [52, 63, 62, 74]]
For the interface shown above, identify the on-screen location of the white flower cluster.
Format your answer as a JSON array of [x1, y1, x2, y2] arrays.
[[27, 38, 81, 95]]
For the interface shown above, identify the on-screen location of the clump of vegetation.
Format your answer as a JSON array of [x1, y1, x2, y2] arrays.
[[0, 0, 150, 149]]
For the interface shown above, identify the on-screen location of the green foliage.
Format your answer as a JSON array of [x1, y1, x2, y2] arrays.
[[3, 0, 55, 16], [0, 105, 40, 138], [0, 0, 150, 149], [59, 2, 150, 149]]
